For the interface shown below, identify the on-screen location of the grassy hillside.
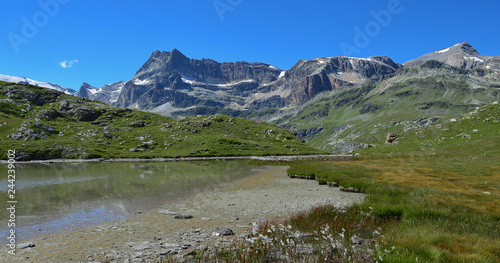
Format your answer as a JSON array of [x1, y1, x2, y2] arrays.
[[0, 81, 323, 160], [276, 61, 500, 152]]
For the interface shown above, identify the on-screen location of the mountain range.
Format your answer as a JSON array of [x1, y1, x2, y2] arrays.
[[77, 42, 499, 115], [3, 42, 498, 152]]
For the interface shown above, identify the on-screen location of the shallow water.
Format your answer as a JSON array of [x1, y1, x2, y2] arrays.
[[0, 160, 265, 242]]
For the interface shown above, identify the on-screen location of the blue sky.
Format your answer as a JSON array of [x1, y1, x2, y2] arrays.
[[1, 0, 499, 91]]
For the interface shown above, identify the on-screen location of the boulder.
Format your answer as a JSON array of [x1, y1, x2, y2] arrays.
[[385, 133, 398, 144], [72, 107, 102, 121], [212, 227, 234, 236], [130, 120, 146, 127]]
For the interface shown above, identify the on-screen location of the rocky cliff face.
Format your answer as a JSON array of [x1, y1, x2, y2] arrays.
[[88, 49, 400, 116], [276, 55, 400, 105]]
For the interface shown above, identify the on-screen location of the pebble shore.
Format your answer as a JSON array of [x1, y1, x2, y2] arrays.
[[9, 165, 364, 262]]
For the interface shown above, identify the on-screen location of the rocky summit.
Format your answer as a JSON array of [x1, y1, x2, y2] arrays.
[[404, 42, 500, 70]]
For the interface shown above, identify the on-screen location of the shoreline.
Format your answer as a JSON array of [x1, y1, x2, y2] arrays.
[[0, 154, 358, 164], [8, 165, 365, 262]]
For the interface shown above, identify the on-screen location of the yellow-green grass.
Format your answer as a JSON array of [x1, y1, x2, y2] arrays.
[[188, 103, 499, 262]]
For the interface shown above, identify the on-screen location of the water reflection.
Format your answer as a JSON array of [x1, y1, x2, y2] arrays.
[[0, 160, 265, 242]]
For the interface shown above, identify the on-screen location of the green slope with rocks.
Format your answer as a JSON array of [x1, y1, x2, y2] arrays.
[[361, 101, 500, 158], [0, 81, 323, 160], [275, 60, 500, 152]]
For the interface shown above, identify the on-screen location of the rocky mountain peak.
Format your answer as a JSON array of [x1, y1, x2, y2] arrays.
[[80, 82, 95, 89], [134, 49, 189, 78], [403, 42, 489, 69], [170, 48, 187, 59], [77, 82, 95, 98]]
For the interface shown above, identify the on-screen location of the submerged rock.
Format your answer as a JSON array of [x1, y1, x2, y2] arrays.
[[174, 214, 193, 219]]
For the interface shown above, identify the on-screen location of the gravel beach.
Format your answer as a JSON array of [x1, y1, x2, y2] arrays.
[[9, 165, 364, 262]]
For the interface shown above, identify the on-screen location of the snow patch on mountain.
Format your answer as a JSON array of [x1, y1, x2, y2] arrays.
[[133, 78, 150, 85], [464, 56, 484, 62], [435, 47, 450, 54]]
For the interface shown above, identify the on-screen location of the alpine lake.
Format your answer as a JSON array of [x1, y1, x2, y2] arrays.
[[0, 160, 268, 242]]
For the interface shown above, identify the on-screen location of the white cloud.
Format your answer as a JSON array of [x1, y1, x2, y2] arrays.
[[59, 59, 79, 68]]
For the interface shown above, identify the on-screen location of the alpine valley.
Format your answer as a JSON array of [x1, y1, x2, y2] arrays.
[[76, 42, 500, 152], [1, 42, 499, 262]]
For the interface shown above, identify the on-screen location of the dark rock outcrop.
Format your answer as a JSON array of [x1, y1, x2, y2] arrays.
[[71, 107, 102, 122]]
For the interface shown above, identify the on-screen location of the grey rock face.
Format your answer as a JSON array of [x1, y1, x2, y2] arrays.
[[86, 49, 399, 116], [113, 49, 283, 112]]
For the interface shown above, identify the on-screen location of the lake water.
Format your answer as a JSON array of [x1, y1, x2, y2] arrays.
[[0, 160, 266, 242]]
